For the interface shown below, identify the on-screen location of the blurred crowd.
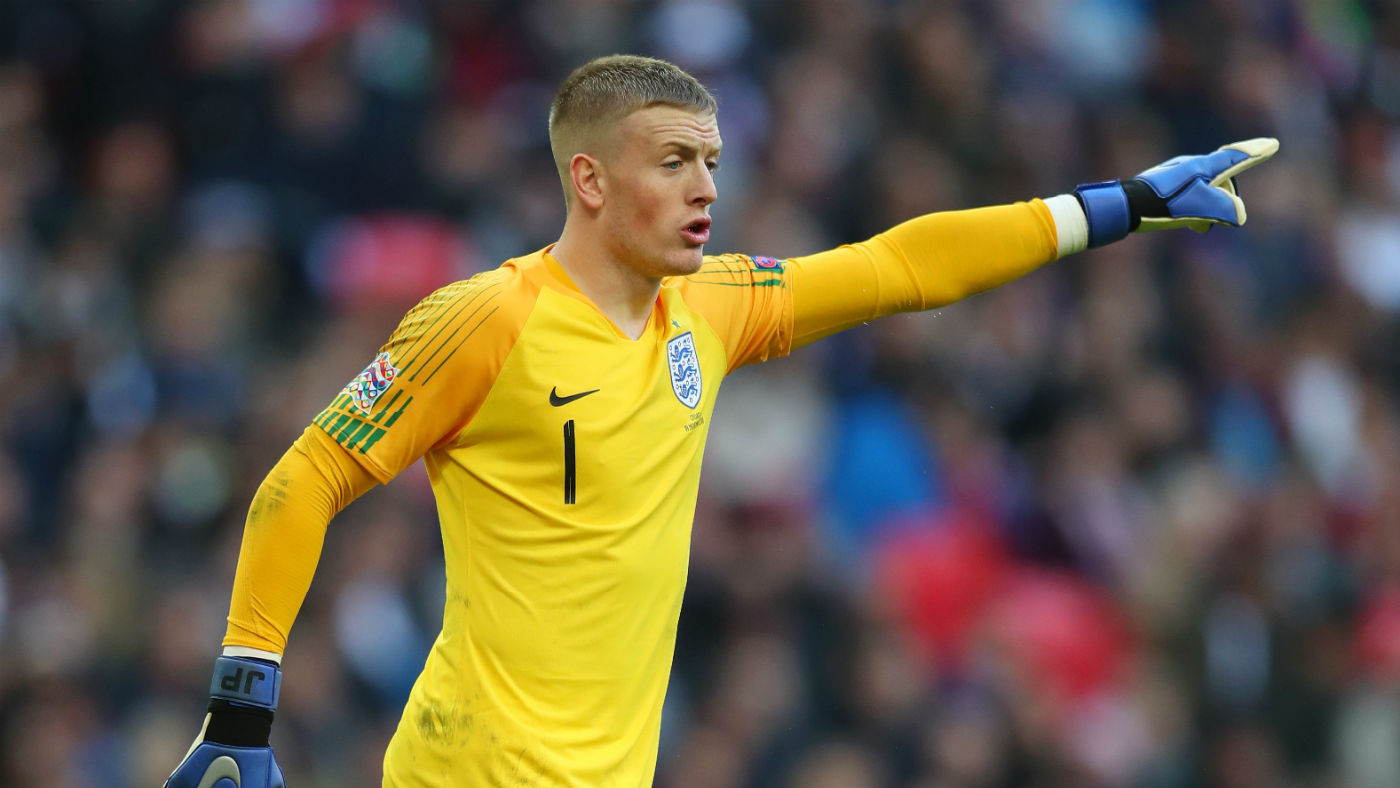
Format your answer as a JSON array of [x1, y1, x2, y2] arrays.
[[1, 0, 1398, 786]]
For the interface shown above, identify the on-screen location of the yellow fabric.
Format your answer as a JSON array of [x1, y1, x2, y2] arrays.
[[668, 253, 794, 372], [295, 248, 787, 788], [787, 199, 1059, 346], [309, 267, 537, 483], [221, 198, 1060, 788], [224, 425, 378, 653]]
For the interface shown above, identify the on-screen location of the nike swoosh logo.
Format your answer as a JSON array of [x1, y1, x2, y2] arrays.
[[198, 755, 242, 788], [550, 387, 599, 407]]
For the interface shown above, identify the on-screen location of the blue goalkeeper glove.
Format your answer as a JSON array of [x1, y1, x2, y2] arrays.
[[165, 656, 286, 788], [1074, 137, 1279, 248]]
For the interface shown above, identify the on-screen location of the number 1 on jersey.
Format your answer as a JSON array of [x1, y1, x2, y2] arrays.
[[563, 419, 576, 504]]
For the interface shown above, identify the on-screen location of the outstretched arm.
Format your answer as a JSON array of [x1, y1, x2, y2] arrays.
[[786, 138, 1279, 348], [787, 199, 1064, 348]]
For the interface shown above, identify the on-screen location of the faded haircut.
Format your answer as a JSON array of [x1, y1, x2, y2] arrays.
[[548, 55, 717, 210]]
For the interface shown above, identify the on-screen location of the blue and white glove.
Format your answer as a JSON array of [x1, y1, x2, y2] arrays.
[[1074, 137, 1279, 248], [165, 656, 286, 788]]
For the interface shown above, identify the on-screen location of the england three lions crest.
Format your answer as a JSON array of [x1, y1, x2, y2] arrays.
[[667, 332, 702, 409]]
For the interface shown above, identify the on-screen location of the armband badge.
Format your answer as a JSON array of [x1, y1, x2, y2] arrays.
[[346, 352, 399, 415]]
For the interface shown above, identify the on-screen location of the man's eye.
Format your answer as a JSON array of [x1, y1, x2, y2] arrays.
[[664, 161, 682, 170], [706, 161, 719, 172]]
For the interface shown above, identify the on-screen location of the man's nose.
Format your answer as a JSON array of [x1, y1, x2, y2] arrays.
[[691, 167, 717, 206]]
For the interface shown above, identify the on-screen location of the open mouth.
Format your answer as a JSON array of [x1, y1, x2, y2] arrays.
[[681, 217, 711, 245]]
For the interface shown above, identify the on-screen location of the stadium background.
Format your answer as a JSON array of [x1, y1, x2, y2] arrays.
[[1, 0, 1398, 786]]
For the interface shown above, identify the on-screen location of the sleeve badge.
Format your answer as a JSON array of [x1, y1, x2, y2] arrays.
[[346, 352, 399, 415]]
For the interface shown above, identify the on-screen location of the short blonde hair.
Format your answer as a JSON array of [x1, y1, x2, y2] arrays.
[[548, 55, 717, 209]]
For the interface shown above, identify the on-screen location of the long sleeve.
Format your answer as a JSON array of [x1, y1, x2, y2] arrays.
[[786, 199, 1061, 348], [223, 424, 380, 654]]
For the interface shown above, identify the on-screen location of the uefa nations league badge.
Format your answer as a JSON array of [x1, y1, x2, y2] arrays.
[[347, 351, 399, 415], [667, 332, 702, 409]]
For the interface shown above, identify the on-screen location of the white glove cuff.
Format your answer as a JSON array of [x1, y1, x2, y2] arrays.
[[222, 645, 284, 665], [1043, 194, 1089, 257]]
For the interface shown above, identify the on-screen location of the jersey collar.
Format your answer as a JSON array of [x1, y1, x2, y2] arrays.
[[538, 245, 663, 343]]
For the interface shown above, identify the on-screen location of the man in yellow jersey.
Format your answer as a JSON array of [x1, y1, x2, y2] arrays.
[[165, 55, 1277, 788]]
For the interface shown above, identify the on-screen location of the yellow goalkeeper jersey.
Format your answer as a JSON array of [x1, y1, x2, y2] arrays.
[[313, 248, 791, 788], [227, 200, 1060, 788]]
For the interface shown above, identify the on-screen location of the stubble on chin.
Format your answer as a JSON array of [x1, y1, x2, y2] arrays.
[[616, 236, 704, 280], [672, 246, 705, 277]]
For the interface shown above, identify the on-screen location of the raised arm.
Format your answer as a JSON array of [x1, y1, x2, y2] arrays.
[[787, 199, 1062, 348], [786, 138, 1279, 348]]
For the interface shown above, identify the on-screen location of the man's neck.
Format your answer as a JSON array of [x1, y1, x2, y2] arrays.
[[551, 221, 660, 340]]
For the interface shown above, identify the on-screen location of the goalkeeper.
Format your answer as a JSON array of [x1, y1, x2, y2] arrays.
[[166, 55, 1277, 788]]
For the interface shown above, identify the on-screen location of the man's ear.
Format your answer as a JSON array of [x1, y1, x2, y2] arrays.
[[570, 153, 605, 210]]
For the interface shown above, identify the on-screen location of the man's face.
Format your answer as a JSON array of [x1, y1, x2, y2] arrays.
[[598, 105, 721, 279]]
